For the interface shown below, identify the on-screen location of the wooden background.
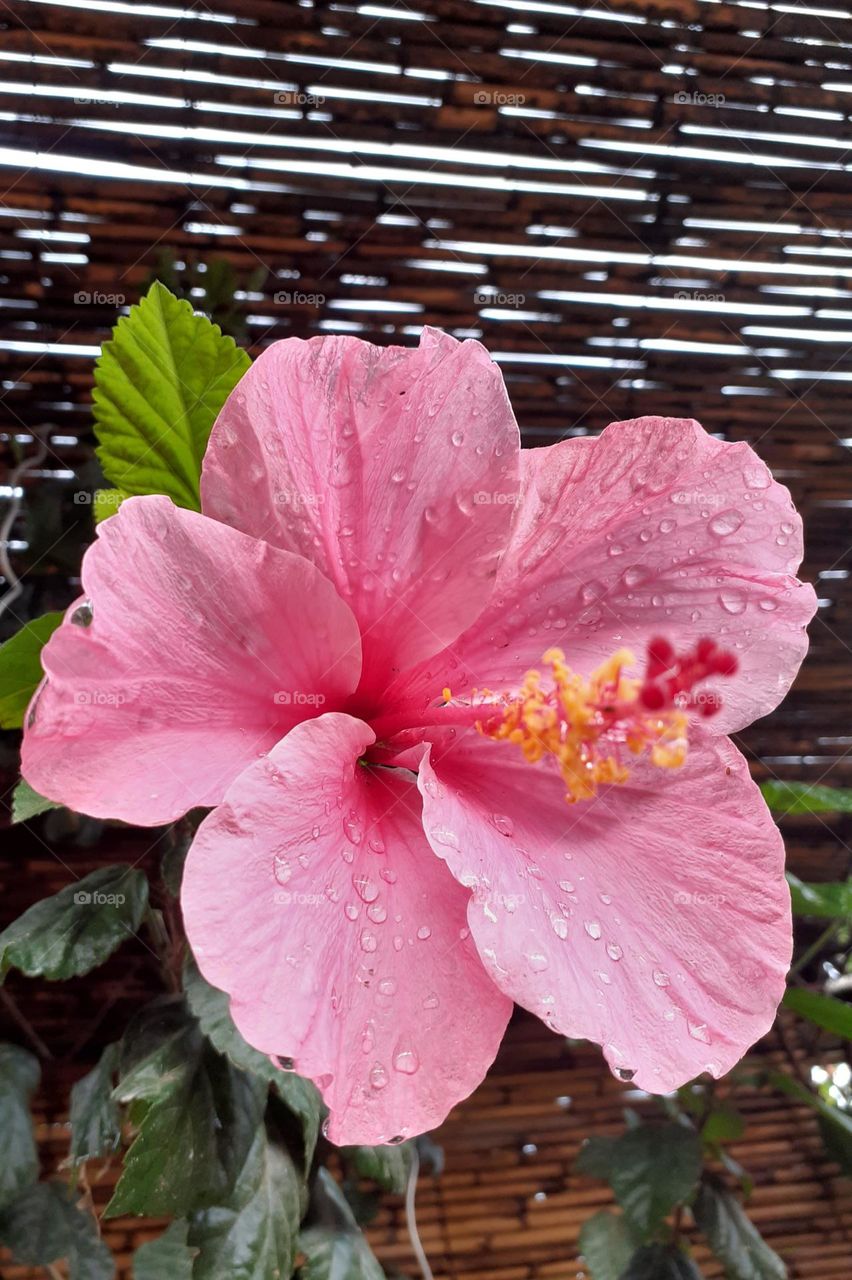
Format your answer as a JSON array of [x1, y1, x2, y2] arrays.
[[1, 0, 851, 1274]]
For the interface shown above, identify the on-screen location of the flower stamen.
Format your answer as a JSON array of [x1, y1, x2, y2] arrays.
[[476, 637, 738, 803]]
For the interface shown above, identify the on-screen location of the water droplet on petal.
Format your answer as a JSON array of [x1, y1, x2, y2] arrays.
[[369, 1063, 388, 1090], [527, 950, 549, 972], [378, 977, 397, 996], [273, 856, 292, 885], [360, 930, 378, 952], [344, 903, 359, 921], [615, 1067, 636, 1082], [743, 464, 770, 490], [380, 866, 398, 884], [688, 1021, 711, 1043], [275, 1055, 296, 1071], [551, 917, 568, 940], [709, 509, 744, 537], [343, 811, 363, 844], [584, 920, 602, 940], [352, 873, 379, 903], [491, 813, 514, 837], [759, 597, 777, 612], [71, 600, 94, 627], [653, 969, 670, 987], [367, 902, 387, 923], [719, 587, 747, 615], [429, 826, 459, 850], [393, 1044, 420, 1074], [451, 429, 465, 447], [416, 925, 432, 941], [606, 943, 623, 961]]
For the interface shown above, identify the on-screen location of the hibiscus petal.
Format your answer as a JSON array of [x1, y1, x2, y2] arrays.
[[201, 328, 520, 694], [418, 728, 790, 1093], [22, 496, 362, 824], [181, 713, 512, 1145], [386, 418, 816, 734]]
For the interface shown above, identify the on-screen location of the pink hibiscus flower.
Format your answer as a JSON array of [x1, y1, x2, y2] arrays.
[[22, 329, 816, 1145]]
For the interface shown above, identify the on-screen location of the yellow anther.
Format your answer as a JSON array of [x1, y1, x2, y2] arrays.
[[442, 686, 452, 703], [477, 646, 688, 804]]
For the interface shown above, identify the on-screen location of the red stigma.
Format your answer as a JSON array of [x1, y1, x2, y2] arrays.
[[639, 636, 738, 718]]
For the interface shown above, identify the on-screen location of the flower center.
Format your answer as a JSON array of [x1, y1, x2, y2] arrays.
[[474, 636, 737, 803]]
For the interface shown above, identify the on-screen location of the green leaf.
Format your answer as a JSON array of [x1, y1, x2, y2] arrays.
[[0, 1181, 114, 1279], [0, 1043, 40, 1209], [188, 1127, 302, 1280], [608, 1123, 703, 1237], [770, 1071, 852, 1133], [782, 988, 852, 1039], [69, 1044, 122, 1165], [11, 779, 61, 823], [702, 1102, 746, 1148], [578, 1210, 637, 1280], [133, 1220, 194, 1279], [0, 865, 148, 982], [694, 1177, 786, 1280], [787, 873, 852, 920], [93, 488, 129, 524], [817, 1113, 852, 1177], [0, 611, 63, 729], [621, 1244, 704, 1279], [576, 1134, 619, 1181], [108, 1000, 265, 1219], [762, 781, 852, 816], [345, 1143, 413, 1195], [299, 1169, 385, 1280], [92, 281, 250, 510], [184, 959, 321, 1168]]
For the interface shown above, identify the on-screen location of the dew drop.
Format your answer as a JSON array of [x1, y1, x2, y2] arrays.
[[709, 509, 744, 537], [451, 429, 465, 447], [352, 873, 379, 903], [429, 826, 459, 850], [658, 518, 675, 534], [743, 463, 770, 490], [688, 1021, 711, 1044], [70, 600, 93, 627], [758, 597, 778, 612], [653, 969, 670, 987], [275, 1055, 295, 1071], [343, 811, 363, 844], [491, 813, 514, 837], [551, 917, 569, 940], [380, 866, 398, 885], [344, 903, 359, 921], [423, 993, 440, 1009], [606, 942, 623, 961], [584, 920, 602, 940], [378, 977, 397, 996], [360, 930, 378, 953], [622, 565, 646, 588], [393, 1044, 420, 1074], [527, 950, 549, 972], [719, 588, 747, 615], [367, 903, 387, 924], [416, 925, 432, 941], [273, 856, 292, 885], [615, 1067, 636, 1082], [558, 878, 575, 893], [369, 1064, 388, 1090], [393, 935, 404, 951]]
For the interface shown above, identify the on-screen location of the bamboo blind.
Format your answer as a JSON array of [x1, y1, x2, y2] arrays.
[[1, 0, 852, 1274]]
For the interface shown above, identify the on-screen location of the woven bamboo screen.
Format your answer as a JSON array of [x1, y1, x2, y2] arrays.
[[1, 0, 852, 1275]]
